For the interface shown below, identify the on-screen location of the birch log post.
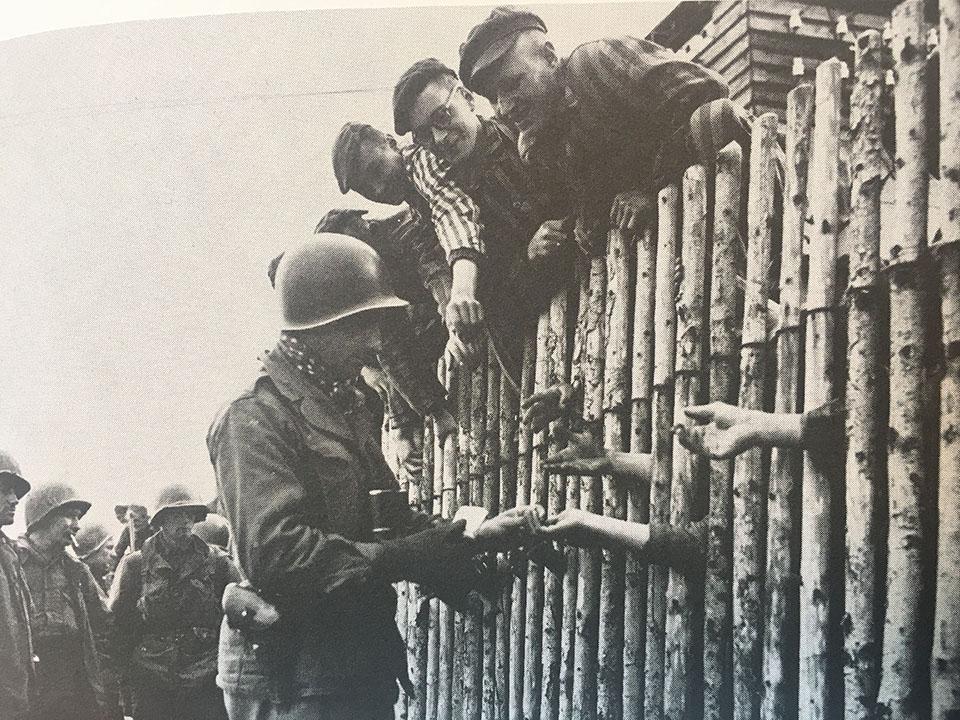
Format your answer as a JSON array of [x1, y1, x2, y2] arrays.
[[705, 142, 743, 720], [597, 228, 630, 720], [573, 254, 607, 720], [646, 184, 680, 720], [879, 4, 932, 719], [463, 347, 487, 720], [426, 403, 443, 720], [438, 359, 459, 720], [560, 276, 590, 720], [932, 2, 960, 716], [844, 30, 889, 720], [509, 332, 537, 720], [800, 59, 843, 720], [624, 219, 657, 720], [498, 343, 520, 720], [483, 345, 500, 720], [453, 364, 472, 720], [409, 418, 433, 720], [732, 112, 778, 720], [541, 291, 570, 720], [523, 312, 550, 720], [762, 82, 813, 720], [665, 164, 710, 720], [392, 423, 409, 720]]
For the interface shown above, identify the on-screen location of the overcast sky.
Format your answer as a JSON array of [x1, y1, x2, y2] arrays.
[[0, 2, 672, 535]]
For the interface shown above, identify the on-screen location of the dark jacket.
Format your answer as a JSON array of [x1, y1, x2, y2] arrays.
[[207, 349, 425, 701], [109, 532, 239, 688], [16, 537, 107, 699], [0, 531, 34, 718]]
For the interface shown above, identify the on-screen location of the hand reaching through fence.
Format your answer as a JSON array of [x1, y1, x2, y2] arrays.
[[520, 381, 575, 433], [674, 402, 804, 458], [542, 426, 652, 487]]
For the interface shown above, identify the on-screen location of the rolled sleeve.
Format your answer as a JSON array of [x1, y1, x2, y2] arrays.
[[208, 397, 382, 600]]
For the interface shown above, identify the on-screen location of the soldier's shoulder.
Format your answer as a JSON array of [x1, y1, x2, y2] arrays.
[[208, 376, 287, 444]]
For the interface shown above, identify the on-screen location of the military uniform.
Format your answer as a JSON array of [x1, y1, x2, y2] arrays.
[[109, 532, 238, 720], [17, 536, 107, 720], [0, 530, 34, 720], [208, 348, 434, 720]]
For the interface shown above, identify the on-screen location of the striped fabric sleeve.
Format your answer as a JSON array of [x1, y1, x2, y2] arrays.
[[407, 146, 484, 265]]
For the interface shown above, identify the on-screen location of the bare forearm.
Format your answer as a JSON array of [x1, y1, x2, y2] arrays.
[[609, 451, 652, 483]]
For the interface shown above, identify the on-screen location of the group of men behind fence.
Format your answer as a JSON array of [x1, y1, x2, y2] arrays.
[[1, 7, 848, 720]]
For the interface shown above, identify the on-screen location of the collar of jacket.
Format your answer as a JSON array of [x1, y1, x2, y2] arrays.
[[15, 535, 67, 568], [143, 531, 210, 576], [260, 348, 359, 446]]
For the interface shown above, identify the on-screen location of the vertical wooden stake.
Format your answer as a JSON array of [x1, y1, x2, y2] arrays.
[[800, 58, 843, 720], [762, 83, 813, 720], [646, 184, 680, 720], [705, 142, 743, 720], [733, 112, 778, 720], [624, 219, 657, 720], [510, 332, 537, 720], [573, 255, 607, 720], [499, 347, 520, 720], [844, 29, 889, 720], [483, 345, 500, 720], [598, 228, 631, 720], [665, 164, 710, 720], [932, 2, 960, 715], [438, 359, 459, 720], [541, 291, 570, 720]]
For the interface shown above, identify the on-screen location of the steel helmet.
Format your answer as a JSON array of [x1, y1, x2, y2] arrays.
[[275, 233, 408, 330], [151, 484, 209, 527], [24, 483, 91, 532], [0, 450, 30, 499], [192, 513, 230, 549], [75, 523, 111, 560]]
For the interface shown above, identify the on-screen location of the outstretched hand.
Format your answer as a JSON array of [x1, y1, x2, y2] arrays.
[[674, 402, 769, 459], [474, 505, 545, 549], [542, 426, 610, 476], [521, 382, 574, 434], [538, 508, 600, 548]]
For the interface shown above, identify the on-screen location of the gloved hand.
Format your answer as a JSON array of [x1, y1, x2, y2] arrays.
[[375, 519, 472, 586]]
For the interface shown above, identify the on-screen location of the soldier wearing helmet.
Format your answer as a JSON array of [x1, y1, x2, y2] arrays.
[[208, 234, 538, 720], [16, 482, 108, 720], [0, 451, 34, 720], [108, 485, 240, 720]]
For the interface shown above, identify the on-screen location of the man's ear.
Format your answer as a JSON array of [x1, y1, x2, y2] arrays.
[[543, 40, 558, 66]]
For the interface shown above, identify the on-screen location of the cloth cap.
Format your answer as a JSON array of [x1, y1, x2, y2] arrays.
[[459, 7, 547, 99], [393, 58, 458, 135], [332, 122, 385, 194]]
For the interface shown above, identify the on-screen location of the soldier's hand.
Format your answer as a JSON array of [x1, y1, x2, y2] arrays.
[[378, 519, 473, 585], [528, 220, 568, 261], [610, 189, 653, 232], [521, 382, 574, 433], [674, 402, 770, 459], [542, 426, 611, 476]]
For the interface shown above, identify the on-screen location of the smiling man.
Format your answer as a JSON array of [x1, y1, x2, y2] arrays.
[[393, 58, 571, 387], [459, 8, 750, 255], [0, 452, 34, 720], [17, 482, 107, 720]]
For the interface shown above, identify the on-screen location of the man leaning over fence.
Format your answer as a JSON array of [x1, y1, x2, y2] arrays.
[[394, 57, 573, 390], [459, 7, 755, 254]]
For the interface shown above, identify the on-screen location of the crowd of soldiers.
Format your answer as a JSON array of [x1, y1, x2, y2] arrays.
[[1, 7, 848, 720]]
